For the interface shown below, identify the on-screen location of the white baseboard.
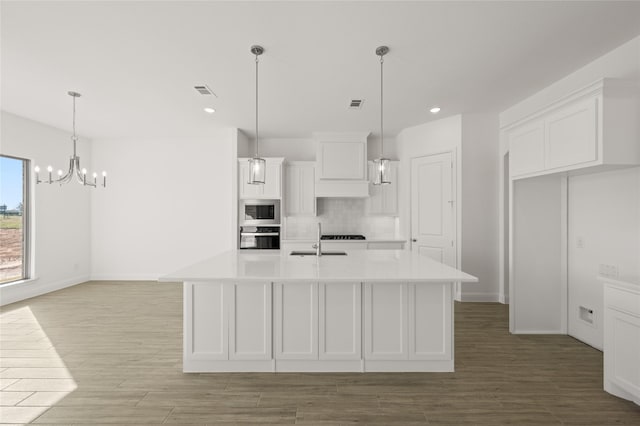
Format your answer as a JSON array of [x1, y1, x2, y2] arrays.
[[459, 292, 500, 302], [0, 274, 89, 306], [89, 273, 161, 281]]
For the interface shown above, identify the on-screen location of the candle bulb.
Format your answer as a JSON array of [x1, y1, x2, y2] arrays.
[[57, 170, 63, 176], [102, 171, 107, 187], [82, 168, 87, 185], [93, 172, 97, 186], [47, 165, 53, 183], [35, 166, 41, 183]]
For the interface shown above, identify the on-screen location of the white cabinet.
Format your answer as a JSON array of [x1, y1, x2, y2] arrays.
[[507, 79, 639, 179], [284, 161, 316, 216], [604, 279, 640, 406], [363, 282, 453, 362], [315, 132, 370, 197], [319, 282, 362, 360], [274, 282, 318, 360], [545, 96, 597, 170], [366, 161, 399, 216], [229, 282, 272, 360], [321, 241, 367, 251], [184, 282, 229, 363], [364, 282, 408, 360], [183, 281, 272, 371], [368, 242, 405, 250], [507, 120, 545, 176], [274, 282, 362, 362], [238, 158, 283, 199]]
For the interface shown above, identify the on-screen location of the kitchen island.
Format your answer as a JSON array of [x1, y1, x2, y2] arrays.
[[161, 249, 477, 373]]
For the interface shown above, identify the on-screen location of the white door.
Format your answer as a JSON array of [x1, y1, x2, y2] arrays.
[[410, 152, 455, 266]]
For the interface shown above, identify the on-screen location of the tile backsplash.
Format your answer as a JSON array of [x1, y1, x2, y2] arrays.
[[284, 198, 398, 239]]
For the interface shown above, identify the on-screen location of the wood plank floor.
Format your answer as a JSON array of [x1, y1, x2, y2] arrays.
[[1, 281, 639, 425]]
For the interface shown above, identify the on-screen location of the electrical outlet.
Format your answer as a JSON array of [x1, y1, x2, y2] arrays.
[[576, 237, 585, 248], [598, 264, 619, 279]]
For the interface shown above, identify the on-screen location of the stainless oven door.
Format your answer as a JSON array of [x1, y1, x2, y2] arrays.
[[239, 228, 280, 249]]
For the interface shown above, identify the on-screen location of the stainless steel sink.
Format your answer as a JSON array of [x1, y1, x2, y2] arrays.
[[290, 251, 347, 256]]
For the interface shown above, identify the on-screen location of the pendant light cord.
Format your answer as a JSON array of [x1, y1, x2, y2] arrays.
[[255, 54, 259, 158], [72, 93, 78, 157], [380, 54, 384, 159]]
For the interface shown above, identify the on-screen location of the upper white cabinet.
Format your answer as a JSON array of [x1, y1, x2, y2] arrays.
[[507, 79, 639, 179], [238, 158, 283, 199], [366, 161, 399, 216], [284, 161, 316, 216], [508, 120, 545, 176], [315, 132, 370, 197], [545, 96, 598, 170]]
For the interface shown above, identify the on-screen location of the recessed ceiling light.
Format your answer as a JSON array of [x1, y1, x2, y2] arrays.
[[204, 107, 216, 114], [430, 106, 441, 114]]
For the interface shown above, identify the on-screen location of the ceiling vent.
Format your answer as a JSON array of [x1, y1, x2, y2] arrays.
[[349, 99, 364, 109], [194, 85, 217, 97]]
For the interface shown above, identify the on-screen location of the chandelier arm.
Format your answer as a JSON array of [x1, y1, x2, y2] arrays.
[[52, 157, 74, 184]]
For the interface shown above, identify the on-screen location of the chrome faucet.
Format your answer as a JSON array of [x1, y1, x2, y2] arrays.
[[311, 222, 322, 256]]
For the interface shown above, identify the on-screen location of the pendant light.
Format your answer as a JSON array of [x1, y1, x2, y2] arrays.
[[373, 45, 391, 185], [34, 91, 106, 188], [248, 45, 266, 185]]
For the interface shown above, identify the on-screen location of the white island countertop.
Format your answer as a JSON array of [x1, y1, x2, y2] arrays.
[[161, 249, 478, 283]]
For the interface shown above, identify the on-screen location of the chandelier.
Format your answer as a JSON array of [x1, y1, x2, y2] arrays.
[[373, 46, 391, 185], [35, 91, 106, 188]]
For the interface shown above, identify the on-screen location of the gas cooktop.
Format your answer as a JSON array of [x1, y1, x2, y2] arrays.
[[321, 235, 366, 240]]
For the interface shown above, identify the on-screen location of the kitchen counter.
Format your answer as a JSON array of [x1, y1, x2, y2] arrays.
[[163, 249, 477, 373], [161, 249, 475, 283]]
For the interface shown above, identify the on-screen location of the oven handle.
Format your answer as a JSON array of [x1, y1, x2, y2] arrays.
[[240, 232, 280, 236]]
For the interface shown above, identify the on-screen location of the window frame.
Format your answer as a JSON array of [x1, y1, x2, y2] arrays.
[[0, 154, 31, 284]]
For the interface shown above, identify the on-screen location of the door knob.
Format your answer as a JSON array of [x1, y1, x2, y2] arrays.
[[412, 239, 417, 242]]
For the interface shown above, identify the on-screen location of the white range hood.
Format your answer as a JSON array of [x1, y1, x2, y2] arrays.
[[314, 132, 370, 198]]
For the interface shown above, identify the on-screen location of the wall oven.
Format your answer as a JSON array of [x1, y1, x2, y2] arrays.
[[239, 199, 281, 226], [240, 226, 280, 250]]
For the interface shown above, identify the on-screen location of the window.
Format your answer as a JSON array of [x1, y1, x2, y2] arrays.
[[0, 155, 30, 284]]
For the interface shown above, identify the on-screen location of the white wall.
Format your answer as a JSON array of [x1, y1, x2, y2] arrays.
[[90, 129, 237, 280], [460, 114, 499, 301], [397, 114, 500, 302], [0, 112, 92, 305], [567, 167, 640, 349]]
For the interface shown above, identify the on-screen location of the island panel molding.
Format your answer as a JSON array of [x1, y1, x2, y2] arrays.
[[164, 250, 477, 373]]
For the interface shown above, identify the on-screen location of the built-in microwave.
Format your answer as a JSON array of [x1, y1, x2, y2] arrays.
[[239, 199, 280, 226]]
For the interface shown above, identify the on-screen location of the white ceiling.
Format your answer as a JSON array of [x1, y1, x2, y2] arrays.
[[2, 1, 640, 141]]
